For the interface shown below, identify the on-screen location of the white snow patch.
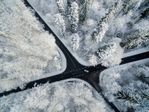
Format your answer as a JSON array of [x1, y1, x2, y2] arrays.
[[0, 0, 66, 93], [100, 59, 149, 112], [0, 79, 114, 112]]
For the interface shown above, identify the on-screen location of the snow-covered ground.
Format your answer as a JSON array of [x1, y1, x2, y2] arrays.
[[0, 0, 66, 93], [0, 79, 114, 112], [100, 58, 149, 112], [28, 0, 149, 67], [0, 0, 148, 110]]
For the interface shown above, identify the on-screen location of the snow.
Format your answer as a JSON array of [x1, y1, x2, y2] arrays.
[[96, 38, 124, 67], [0, 0, 66, 93], [27, 0, 149, 66], [69, 1, 79, 32], [56, 0, 66, 14], [89, 54, 98, 66], [123, 47, 149, 57], [0, 0, 148, 111], [70, 33, 80, 51], [53, 13, 66, 34], [0, 79, 114, 112], [100, 58, 149, 112]]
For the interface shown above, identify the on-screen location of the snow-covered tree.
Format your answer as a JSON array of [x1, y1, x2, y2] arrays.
[[122, 20, 149, 50], [56, 0, 66, 14], [69, 1, 79, 32], [101, 61, 149, 112], [135, 64, 149, 78], [114, 80, 149, 112], [95, 38, 124, 67], [125, 33, 149, 49], [121, 0, 143, 15], [109, 0, 149, 51], [78, 0, 90, 23], [91, 1, 122, 43], [70, 33, 80, 50], [0, 80, 112, 112], [89, 54, 98, 66], [54, 13, 66, 35], [0, 0, 63, 92], [28, 0, 149, 66]]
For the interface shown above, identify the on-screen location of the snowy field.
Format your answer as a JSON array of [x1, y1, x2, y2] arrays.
[[28, 0, 149, 66], [100, 59, 149, 112], [0, 0, 66, 93], [0, 79, 113, 112]]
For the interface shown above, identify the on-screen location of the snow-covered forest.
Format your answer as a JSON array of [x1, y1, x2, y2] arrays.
[[0, 0, 148, 111], [100, 59, 149, 112], [0, 79, 113, 112], [0, 0, 66, 92], [28, 0, 149, 66]]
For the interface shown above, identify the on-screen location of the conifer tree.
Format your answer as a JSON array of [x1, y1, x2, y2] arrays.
[[69, 1, 79, 33]]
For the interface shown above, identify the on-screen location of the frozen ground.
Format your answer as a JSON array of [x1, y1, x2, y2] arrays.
[[0, 79, 113, 112], [100, 59, 149, 112], [28, 0, 149, 66], [0, 0, 66, 93]]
